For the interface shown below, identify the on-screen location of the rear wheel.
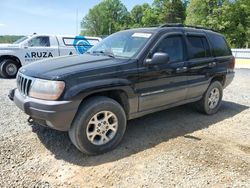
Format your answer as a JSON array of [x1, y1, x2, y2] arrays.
[[0, 59, 19, 78], [195, 81, 223, 115], [69, 96, 127, 155]]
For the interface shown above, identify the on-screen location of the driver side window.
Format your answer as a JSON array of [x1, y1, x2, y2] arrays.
[[152, 36, 184, 62], [28, 36, 50, 47]]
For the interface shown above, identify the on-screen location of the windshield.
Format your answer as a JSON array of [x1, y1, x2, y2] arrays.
[[13, 36, 29, 44], [88, 31, 152, 58]]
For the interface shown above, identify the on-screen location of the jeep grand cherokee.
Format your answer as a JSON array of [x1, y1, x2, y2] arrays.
[[9, 24, 235, 155]]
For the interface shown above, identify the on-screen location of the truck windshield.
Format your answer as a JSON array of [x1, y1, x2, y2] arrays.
[[13, 36, 28, 44], [88, 31, 152, 58]]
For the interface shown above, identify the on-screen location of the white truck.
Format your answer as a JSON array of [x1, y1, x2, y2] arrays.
[[0, 34, 102, 78]]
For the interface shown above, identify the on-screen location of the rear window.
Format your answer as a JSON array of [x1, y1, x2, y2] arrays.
[[187, 36, 211, 59], [207, 33, 231, 57]]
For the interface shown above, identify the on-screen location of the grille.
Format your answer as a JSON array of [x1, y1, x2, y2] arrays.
[[16, 73, 34, 96]]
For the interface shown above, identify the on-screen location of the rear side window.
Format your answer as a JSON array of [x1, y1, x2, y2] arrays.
[[187, 36, 211, 59], [207, 33, 231, 57]]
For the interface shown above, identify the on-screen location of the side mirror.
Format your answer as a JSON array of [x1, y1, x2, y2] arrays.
[[145, 52, 170, 66]]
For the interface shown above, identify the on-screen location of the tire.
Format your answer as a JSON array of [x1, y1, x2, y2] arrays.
[[195, 81, 223, 115], [0, 61, 6, 78], [69, 96, 127, 155], [0, 59, 19, 78]]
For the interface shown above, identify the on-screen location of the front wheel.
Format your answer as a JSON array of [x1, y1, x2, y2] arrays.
[[0, 59, 19, 78], [69, 96, 127, 155], [195, 81, 223, 115]]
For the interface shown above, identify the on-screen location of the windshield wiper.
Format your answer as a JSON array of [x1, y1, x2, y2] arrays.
[[92, 50, 115, 58]]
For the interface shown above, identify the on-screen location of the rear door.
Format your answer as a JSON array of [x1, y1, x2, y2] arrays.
[[184, 33, 215, 99], [137, 32, 188, 111]]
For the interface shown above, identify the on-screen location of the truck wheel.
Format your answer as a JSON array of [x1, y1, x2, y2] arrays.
[[0, 59, 19, 78], [195, 81, 223, 115], [69, 96, 127, 155], [0, 61, 5, 78]]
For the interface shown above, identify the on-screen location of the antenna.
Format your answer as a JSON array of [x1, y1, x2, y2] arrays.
[[76, 8, 78, 36]]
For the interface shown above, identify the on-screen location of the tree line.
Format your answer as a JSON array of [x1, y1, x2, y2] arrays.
[[0, 36, 23, 44], [81, 0, 250, 48]]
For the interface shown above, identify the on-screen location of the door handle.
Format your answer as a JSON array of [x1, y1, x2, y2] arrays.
[[208, 62, 217, 68], [176, 67, 187, 73]]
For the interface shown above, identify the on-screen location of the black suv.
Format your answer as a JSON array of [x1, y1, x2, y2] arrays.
[[9, 25, 235, 155]]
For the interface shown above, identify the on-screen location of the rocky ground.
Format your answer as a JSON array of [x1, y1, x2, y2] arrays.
[[0, 69, 249, 188]]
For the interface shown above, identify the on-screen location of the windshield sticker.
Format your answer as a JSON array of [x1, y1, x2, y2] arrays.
[[132, 33, 152, 38]]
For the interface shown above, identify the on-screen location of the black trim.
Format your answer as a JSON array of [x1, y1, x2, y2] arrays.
[[62, 37, 97, 47], [129, 96, 202, 120], [13, 89, 81, 131]]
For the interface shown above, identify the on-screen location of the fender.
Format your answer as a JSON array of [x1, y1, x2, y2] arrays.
[[0, 54, 22, 65], [63, 78, 137, 100], [207, 66, 227, 83]]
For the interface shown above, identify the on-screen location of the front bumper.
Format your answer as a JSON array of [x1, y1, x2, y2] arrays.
[[11, 89, 81, 131]]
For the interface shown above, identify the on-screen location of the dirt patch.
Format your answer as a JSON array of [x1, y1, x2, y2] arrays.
[[0, 69, 250, 187]]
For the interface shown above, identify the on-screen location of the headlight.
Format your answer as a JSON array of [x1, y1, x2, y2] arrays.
[[29, 79, 65, 100]]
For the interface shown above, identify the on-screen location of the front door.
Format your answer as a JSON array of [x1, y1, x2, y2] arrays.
[[137, 33, 188, 111], [22, 36, 59, 65]]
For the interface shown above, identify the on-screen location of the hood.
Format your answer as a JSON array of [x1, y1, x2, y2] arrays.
[[19, 54, 128, 80], [0, 43, 20, 50]]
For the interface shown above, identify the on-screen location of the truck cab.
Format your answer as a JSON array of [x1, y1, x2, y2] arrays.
[[0, 34, 101, 78]]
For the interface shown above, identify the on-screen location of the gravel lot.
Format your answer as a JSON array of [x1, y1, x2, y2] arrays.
[[0, 69, 249, 188]]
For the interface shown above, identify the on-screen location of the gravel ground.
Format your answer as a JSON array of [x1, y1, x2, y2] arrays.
[[0, 69, 249, 188]]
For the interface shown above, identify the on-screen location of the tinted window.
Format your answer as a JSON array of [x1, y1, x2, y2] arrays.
[[154, 36, 183, 62], [63, 37, 99, 46], [207, 33, 231, 57], [28, 36, 50, 47], [187, 36, 211, 59]]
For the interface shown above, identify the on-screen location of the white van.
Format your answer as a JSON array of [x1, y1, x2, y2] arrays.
[[0, 34, 102, 78]]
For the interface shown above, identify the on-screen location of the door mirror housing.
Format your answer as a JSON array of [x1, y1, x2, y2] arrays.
[[145, 52, 170, 66]]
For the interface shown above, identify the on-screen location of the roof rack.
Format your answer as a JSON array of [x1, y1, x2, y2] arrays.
[[159, 23, 216, 32]]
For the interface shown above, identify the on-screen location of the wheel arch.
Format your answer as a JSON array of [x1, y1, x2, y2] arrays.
[[0, 55, 22, 68], [75, 88, 134, 118], [211, 74, 226, 86]]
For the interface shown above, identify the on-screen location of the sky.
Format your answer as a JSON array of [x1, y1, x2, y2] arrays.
[[0, 0, 154, 36]]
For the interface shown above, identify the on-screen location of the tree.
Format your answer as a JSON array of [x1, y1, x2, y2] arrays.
[[141, 7, 160, 27], [186, 0, 250, 48], [222, 0, 250, 48], [81, 0, 250, 48], [153, 0, 186, 24], [130, 3, 150, 27], [81, 0, 129, 36]]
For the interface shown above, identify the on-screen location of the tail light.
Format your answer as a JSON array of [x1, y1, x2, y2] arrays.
[[229, 56, 235, 69]]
